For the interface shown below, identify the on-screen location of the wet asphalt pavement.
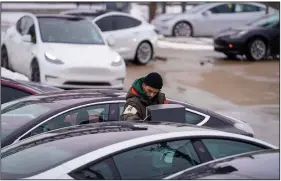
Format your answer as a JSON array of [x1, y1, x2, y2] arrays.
[[125, 47, 280, 146]]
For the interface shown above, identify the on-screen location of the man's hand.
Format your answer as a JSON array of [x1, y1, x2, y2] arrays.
[[120, 104, 141, 121]]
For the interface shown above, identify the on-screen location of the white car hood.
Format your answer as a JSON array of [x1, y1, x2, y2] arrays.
[[41, 43, 118, 67]]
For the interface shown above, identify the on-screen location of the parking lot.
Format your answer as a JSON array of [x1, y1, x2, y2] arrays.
[[125, 45, 280, 146]]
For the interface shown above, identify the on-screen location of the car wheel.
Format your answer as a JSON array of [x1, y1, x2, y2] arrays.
[[246, 38, 267, 61], [1, 46, 9, 69], [31, 60, 41, 82], [135, 41, 153, 65], [173, 21, 193, 37], [224, 53, 237, 60]]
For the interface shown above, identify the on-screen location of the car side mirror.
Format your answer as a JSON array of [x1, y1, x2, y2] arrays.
[[202, 11, 211, 16], [107, 36, 115, 46], [22, 34, 32, 43]]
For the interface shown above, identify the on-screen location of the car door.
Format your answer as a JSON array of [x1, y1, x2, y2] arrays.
[[18, 104, 110, 141], [95, 14, 142, 59], [6, 16, 27, 71], [69, 139, 202, 179], [20, 16, 38, 75]]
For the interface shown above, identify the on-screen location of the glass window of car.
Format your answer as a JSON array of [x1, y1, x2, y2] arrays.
[[185, 111, 205, 125], [37, 17, 105, 44], [235, 4, 264, 13], [27, 104, 110, 138], [69, 158, 120, 179], [201, 138, 266, 159], [112, 139, 200, 179], [209, 4, 234, 14], [95, 16, 116, 32], [1, 85, 31, 104], [1, 101, 55, 140], [114, 15, 141, 30]]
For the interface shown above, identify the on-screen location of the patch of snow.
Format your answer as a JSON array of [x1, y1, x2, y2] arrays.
[[157, 40, 213, 50], [1, 68, 29, 81]]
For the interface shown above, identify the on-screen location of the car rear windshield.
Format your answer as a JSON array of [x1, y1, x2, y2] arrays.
[[1, 101, 61, 140], [38, 17, 105, 44]]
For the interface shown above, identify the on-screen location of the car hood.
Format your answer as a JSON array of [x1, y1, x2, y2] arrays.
[[41, 43, 119, 67]]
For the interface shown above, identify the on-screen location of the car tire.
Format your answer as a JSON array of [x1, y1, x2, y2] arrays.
[[224, 53, 237, 60], [1, 46, 10, 69], [246, 38, 267, 61], [173, 21, 193, 37], [30, 60, 41, 82], [134, 41, 153, 65]]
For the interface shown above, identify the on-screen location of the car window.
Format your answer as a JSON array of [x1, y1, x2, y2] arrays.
[[114, 15, 141, 30], [112, 139, 200, 179], [95, 16, 116, 32], [69, 158, 120, 179], [118, 103, 125, 117], [27, 104, 110, 138], [22, 16, 36, 43], [1, 85, 32, 104], [1, 102, 53, 140], [201, 139, 266, 159], [235, 4, 264, 13], [209, 4, 234, 14], [185, 111, 205, 125], [38, 17, 105, 44]]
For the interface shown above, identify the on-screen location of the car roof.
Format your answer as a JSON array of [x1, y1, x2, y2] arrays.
[[35, 14, 87, 19], [60, 9, 110, 16], [1, 121, 230, 152], [1, 77, 63, 93], [165, 149, 280, 179]]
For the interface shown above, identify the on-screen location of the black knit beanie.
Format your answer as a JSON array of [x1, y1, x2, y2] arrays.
[[143, 72, 163, 89]]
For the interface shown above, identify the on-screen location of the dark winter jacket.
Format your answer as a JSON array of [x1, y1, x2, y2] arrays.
[[120, 77, 168, 121]]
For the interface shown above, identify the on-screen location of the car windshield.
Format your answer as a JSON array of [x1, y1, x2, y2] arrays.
[[1, 101, 60, 140], [37, 17, 105, 44], [248, 13, 279, 27]]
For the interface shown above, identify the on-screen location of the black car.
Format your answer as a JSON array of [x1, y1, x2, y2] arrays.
[[1, 77, 63, 104], [1, 89, 254, 147], [214, 12, 280, 61], [165, 149, 280, 180]]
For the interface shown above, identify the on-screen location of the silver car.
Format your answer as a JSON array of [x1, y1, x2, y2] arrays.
[[152, 2, 276, 37]]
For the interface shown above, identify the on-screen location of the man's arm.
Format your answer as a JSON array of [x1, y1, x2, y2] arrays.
[[120, 103, 141, 121]]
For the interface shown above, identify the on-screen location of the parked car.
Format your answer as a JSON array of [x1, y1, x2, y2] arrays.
[[1, 77, 62, 104], [151, 2, 276, 37], [61, 10, 159, 65], [165, 149, 280, 180], [214, 12, 280, 60], [1, 89, 255, 147], [1, 14, 126, 89], [1, 121, 277, 179]]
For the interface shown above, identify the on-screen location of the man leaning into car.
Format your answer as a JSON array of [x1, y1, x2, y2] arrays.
[[120, 72, 168, 121]]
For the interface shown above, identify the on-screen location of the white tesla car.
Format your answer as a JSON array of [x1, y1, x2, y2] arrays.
[[61, 10, 159, 65], [151, 2, 276, 37], [1, 13, 126, 89], [1, 121, 277, 179]]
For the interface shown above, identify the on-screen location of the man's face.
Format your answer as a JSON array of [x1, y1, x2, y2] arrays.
[[142, 83, 160, 99]]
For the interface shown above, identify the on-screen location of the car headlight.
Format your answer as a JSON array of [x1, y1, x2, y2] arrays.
[[111, 56, 123, 66], [44, 52, 64, 64], [234, 123, 254, 136]]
